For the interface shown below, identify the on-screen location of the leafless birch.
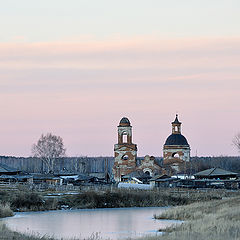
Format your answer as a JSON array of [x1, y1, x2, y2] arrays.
[[233, 133, 240, 153], [32, 133, 66, 173]]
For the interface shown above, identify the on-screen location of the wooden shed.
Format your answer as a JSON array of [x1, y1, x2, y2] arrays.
[[0, 163, 21, 175], [194, 168, 238, 180]]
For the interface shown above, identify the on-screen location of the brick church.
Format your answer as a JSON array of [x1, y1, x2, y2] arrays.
[[112, 115, 190, 182]]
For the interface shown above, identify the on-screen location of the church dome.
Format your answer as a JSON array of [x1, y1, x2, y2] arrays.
[[164, 134, 189, 146], [119, 117, 131, 126]]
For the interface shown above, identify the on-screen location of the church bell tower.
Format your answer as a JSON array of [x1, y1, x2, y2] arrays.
[[172, 114, 181, 134], [163, 114, 190, 175], [112, 117, 137, 182]]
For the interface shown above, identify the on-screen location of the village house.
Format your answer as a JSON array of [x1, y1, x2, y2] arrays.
[[0, 163, 33, 184], [194, 167, 238, 180], [149, 174, 174, 188], [0, 163, 21, 175]]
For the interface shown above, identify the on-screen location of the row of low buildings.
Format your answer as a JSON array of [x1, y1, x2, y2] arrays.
[[150, 167, 240, 189], [1, 161, 240, 189], [0, 163, 111, 185]]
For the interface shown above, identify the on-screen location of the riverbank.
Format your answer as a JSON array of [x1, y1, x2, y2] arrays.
[[0, 223, 54, 240], [1, 188, 240, 239], [1, 187, 237, 212], [0, 222, 104, 240], [0, 203, 13, 218], [151, 195, 240, 240]]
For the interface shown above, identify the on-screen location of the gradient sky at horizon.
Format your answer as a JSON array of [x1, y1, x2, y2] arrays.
[[0, 1, 240, 157]]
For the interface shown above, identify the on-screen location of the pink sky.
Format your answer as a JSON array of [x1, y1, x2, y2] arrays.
[[0, 37, 239, 157], [1, 1, 240, 157]]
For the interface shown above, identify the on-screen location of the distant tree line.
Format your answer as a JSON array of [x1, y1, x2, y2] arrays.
[[5, 132, 235, 175], [0, 156, 114, 174], [188, 156, 240, 174], [1, 155, 240, 175]]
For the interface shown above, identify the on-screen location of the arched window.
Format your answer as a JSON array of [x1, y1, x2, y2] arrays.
[[172, 152, 180, 158], [143, 169, 152, 176], [145, 171, 150, 176], [122, 132, 128, 143]]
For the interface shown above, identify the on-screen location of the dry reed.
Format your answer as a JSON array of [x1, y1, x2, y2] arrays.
[[0, 203, 13, 218], [148, 195, 240, 240]]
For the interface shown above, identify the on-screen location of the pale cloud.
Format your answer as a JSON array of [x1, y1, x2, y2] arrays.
[[0, 38, 240, 72]]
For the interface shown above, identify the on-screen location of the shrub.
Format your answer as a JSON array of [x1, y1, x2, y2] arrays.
[[11, 192, 44, 211], [0, 203, 13, 218]]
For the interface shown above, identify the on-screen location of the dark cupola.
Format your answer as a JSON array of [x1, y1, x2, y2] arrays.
[[119, 117, 131, 127]]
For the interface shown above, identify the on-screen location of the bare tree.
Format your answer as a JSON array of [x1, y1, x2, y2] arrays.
[[233, 133, 240, 153], [32, 133, 66, 173]]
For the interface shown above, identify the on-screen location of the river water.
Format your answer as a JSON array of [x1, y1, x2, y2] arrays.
[[2, 207, 178, 239]]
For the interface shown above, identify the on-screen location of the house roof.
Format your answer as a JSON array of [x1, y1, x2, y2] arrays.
[[122, 171, 151, 179], [55, 172, 79, 176], [194, 168, 238, 177], [32, 174, 61, 180], [89, 172, 108, 179], [0, 174, 32, 180], [131, 177, 143, 184], [150, 174, 171, 181], [0, 163, 20, 173], [77, 174, 93, 181]]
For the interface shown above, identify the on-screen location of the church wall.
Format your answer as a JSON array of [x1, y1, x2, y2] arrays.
[[163, 148, 190, 174], [136, 155, 163, 176], [113, 144, 137, 181], [163, 148, 190, 164]]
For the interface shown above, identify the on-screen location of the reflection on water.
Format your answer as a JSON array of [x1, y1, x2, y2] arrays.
[[3, 207, 178, 239]]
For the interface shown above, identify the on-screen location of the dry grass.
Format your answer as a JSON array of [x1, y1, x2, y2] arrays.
[[0, 203, 13, 218], [0, 223, 55, 240], [0, 190, 59, 212], [0, 223, 102, 240], [1, 187, 239, 212], [63, 188, 236, 209], [155, 195, 240, 220], [147, 195, 240, 240]]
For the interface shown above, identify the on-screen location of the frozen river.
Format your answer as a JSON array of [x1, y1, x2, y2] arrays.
[[3, 207, 178, 239]]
